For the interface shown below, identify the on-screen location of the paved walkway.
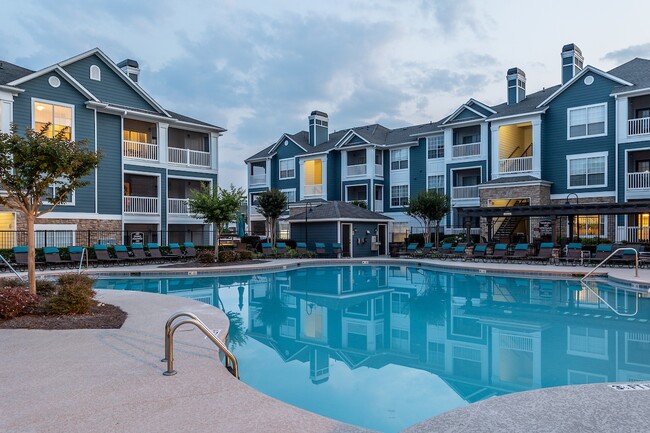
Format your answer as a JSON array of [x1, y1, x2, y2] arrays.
[[1, 258, 648, 433]]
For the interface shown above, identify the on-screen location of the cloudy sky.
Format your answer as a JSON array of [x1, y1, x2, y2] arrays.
[[3, 0, 650, 188]]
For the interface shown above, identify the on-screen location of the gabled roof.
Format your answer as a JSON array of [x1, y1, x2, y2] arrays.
[[608, 58, 650, 95], [6, 63, 99, 102], [245, 131, 310, 162], [166, 109, 226, 131], [245, 142, 276, 162], [442, 98, 495, 125], [486, 85, 559, 121], [288, 201, 392, 221], [536, 65, 633, 108], [334, 129, 369, 148]]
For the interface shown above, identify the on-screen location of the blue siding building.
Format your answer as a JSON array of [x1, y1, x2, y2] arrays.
[[246, 43, 650, 245], [0, 48, 224, 246]]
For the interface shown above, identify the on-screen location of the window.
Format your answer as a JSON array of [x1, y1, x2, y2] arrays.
[[427, 135, 444, 159], [568, 103, 606, 139], [391, 222, 408, 242], [89, 65, 101, 81], [33, 101, 73, 139], [346, 185, 367, 202], [281, 189, 296, 203], [567, 153, 607, 188], [390, 148, 408, 170], [347, 149, 366, 166], [251, 193, 261, 206], [391, 185, 408, 207], [573, 216, 606, 238], [44, 180, 74, 205], [375, 150, 383, 165], [391, 293, 410, 314], [279, 158, 295, 179], [427, 175, 444, 193]]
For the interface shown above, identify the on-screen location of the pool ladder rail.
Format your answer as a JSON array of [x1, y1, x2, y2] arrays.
[[162, 311, 239, 379], [580, 247, 643, 317]]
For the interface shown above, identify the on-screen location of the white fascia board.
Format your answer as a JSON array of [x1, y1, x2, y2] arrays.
[[409, 129, 442, 138], [467, 98, 497, 114], [487, 109, 548, 123], [610, 87, 650, 98], [442, 102, 488, 125], [335, 130, 369, 148], [289, 217, 392, 223], [269, 133, 308, 154], [0, 84, 24, 95]]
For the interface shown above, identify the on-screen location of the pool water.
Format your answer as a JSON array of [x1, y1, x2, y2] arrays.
[[94, 265, 650, 433]]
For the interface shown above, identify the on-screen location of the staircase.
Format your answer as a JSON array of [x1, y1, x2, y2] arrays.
[[493, 199, 527, 243]]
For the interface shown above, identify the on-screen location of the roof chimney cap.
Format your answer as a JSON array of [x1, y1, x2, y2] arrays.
[[310, 110, 328, 117], [117, 59, 139, 68], [562, 44, 582, 56], [507, 67, 526, 77]]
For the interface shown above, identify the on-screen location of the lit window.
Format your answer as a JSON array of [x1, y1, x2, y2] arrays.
[[567, 153, 606, 188], [279, 158, 295, 179], [390, 184, 408, 207], [390, 148, 408, 170], [573, 216, 606, 238], [427, 135, 444, 159], [90, 65, 101, 81], [34, 101, 72, 139], [391, 222, 408, 243], [427, 175, 444, 193], [568, 103, 606, 139]]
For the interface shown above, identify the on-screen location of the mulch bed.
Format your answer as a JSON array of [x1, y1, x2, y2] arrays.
[[0, 301, 127, 330]]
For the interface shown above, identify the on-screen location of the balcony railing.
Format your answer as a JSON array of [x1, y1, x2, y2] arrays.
[[451, 185, 479, 199], [168, 147, 211, 167], [304, 184, 322, 196], [499, 156, 533, 174], [616, 226, 650, 243], [452, 142, 481, 158], [628, 117, 650, 136], [124, 196, 158, 214], [249, 174, 267, 186], [375, 199, 384, 213], [168, 198, 190, 215], [347, 164, 367, 176], [375, 164, 383, 176], [123, 140, 158, 161], [627, 172, 650, 189]]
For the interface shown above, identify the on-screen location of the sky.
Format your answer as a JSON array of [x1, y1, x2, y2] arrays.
[[3, 0, 650, 189]]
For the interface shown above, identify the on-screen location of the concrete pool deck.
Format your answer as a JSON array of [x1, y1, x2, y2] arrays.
[[1, 258, 649, 432]]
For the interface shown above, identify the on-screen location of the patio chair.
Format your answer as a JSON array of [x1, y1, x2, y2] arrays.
[[331, 243, 342, 258], [527, 242, 555, 265], [509, 243, 531, 262], [587, 244, 614, 266], [421, 243, 434, 256], [12, 246, 45, 271], [93, 244, 120, 267], [487, 243, 509, 262], [315, 242, 327, 257], [261, 242, 273, 257], [165, 243, 182, 261], [147, 243, 175, 263], [434, 243, 454, 258], [296, 242, 307, 257], [471, 243, 488, 261], [275, 242, 287, 257], [114, 245, 138, 265], [43, 247, 74, 270], [183, 242, 197, 260], [403, 243, 419, 257], [442, 244, 467, 260], [557, 243, 583, 266], [131, 243, 153, 263], [69, 246, 97, 267], [610, 245, 642, 268]]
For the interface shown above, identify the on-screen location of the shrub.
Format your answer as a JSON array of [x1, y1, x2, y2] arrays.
[[238, 250, 254, 260], [218, 250, 239, 263], [36, 279, 58, 296], [0, 287, 39, 319], [45, 274, 96, 315], [285, 248, 299, 259], [196, 250, 216, 264]]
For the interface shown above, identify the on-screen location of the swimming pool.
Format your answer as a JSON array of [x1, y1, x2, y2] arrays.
[[94, 265, 650, 433]]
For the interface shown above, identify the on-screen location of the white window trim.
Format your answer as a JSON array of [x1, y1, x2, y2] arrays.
[[427, 135, 445, 159], [31, 97, 75, 141], [390, 148, 409, 171], [345, 183, 368, 203], [427, 174, 445, 193], [390, 184, 409, 207], [44, 180, 75, 206], [90, 65, 101, 81], [278, 157, 295, 180], [280, 188, 296, 203], [566, 151, 608, 189], [567, 102, 607, 140]]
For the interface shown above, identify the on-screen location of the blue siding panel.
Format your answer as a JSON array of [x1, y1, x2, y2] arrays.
[[96, 112, 122, 215], [411, 141, 426, 196]]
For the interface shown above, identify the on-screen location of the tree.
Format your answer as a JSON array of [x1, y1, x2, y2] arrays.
[[189, 184, 245, 258], [350, 199, 367, 209], [255, 189, 287, 245], [404, 190, 450, 246], [0, 125, 101, 294]]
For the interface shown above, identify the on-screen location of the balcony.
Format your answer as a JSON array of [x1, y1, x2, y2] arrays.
[[124, 196, 158, 214], [347, 164, 367, 177], [616, 226, 650, 243], [628, 172, 650, 190], [249, 173, 267, 186], [628, 117, 650, 136], [168, 147, 211, 168], [499, 156, 533, 174], [168, 198, 190, 215], [452, 142, 481, 158], [375, 164, 383, 177], [124, 140, 158, 161], [451, 185, 479, 199], [375, 199, 384, 212], [304, 184, 322, 196]]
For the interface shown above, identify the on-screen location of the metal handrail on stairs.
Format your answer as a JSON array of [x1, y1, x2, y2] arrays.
[[162, 311, 239, 379], [580, 247, 641, 317], [0, 254, 25, 282]]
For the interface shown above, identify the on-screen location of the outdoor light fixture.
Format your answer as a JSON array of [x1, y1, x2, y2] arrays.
[[565, 193, 579, 205]]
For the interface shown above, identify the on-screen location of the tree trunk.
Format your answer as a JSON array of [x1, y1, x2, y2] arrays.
[[270, 217, 276, 245], [435, 221, 441, 249], [423, 221, 432, 244], [214, 227, 220, 261], [26, 213, 36, 295]]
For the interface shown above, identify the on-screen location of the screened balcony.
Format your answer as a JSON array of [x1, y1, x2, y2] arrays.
[[168, 179, 205, 216], [168, 128, 212, 168], [452, 125, 481, 158], [451, 168, 481, 200], [249, 161, 268, 186], [123, 119, 158, 161], [124, 174, 158, 214], [346, 149, 367, 177]]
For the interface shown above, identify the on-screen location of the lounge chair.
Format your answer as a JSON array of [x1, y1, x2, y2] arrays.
[[296, 242, 307, 257], [421, 243, 434, 256], [435, 243, 453, 258], [557, 243, 583, 266], [509, 243, 531, 262], [43, 247, 74, 269], [441, 244, 467, 260], [403, 243, 419, 257], [114, 245, 138, 265], [147, 243, 175, 262], [12, 246, 45, 271], [183, 242, 197, 260], [587, 244, 614, 266], [332, 243, 342, 258], [93, 244, 120, 266], [527, 242, 555, 264], [261, 242, 273, 257], [611, 245, 641, 268], [131, 243, 153, 263], [275, 242, 287, 257], [69, 246, 97, 267], [167, 243, 184, 260], [315, 242, 327, 257], [471, 244, 488, 261], [488, 243, 509, 262]]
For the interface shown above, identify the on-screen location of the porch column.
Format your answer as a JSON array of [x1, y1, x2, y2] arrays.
[[210, 132, 220, 171], [532, 119, 542, 178], [568, 215, 575, 241], [486, 217, 493, 242], [490, 125, 500, 179], [158, 122, 169, 164]]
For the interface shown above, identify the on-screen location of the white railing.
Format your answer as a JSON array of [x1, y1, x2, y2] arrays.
[[375, 199, 384, 213], [628, 117, 650, 136], [451, 185, 479, 199], [168, 198, 190, 215], [452, 142, 481, 158], [375, 164, 383, 176], [124, 196, 158, 214], [168, 147, 211, 167], [499, 156, 533, 174], [249, 174, 267, 186], [123, 140, 158, 161], [304, 184, 322, 196], [347, 164, 367, 176], [616, 226, 650, 243], [627, 172, 650, 189]]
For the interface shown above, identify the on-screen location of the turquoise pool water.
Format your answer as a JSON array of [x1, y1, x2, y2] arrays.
[[94, 265, 650, 433]]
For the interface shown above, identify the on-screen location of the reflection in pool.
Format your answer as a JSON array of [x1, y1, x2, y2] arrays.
[[95, 265, 650, 433]]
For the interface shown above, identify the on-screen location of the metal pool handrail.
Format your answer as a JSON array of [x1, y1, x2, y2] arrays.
[[77, 247, 87, 275], [0, 254, 24, 282], [580, 247, 641, 317], [162, 311, 239, 379]]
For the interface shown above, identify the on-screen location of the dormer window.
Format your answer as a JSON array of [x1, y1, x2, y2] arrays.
[[90, 65, 101, 81]]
